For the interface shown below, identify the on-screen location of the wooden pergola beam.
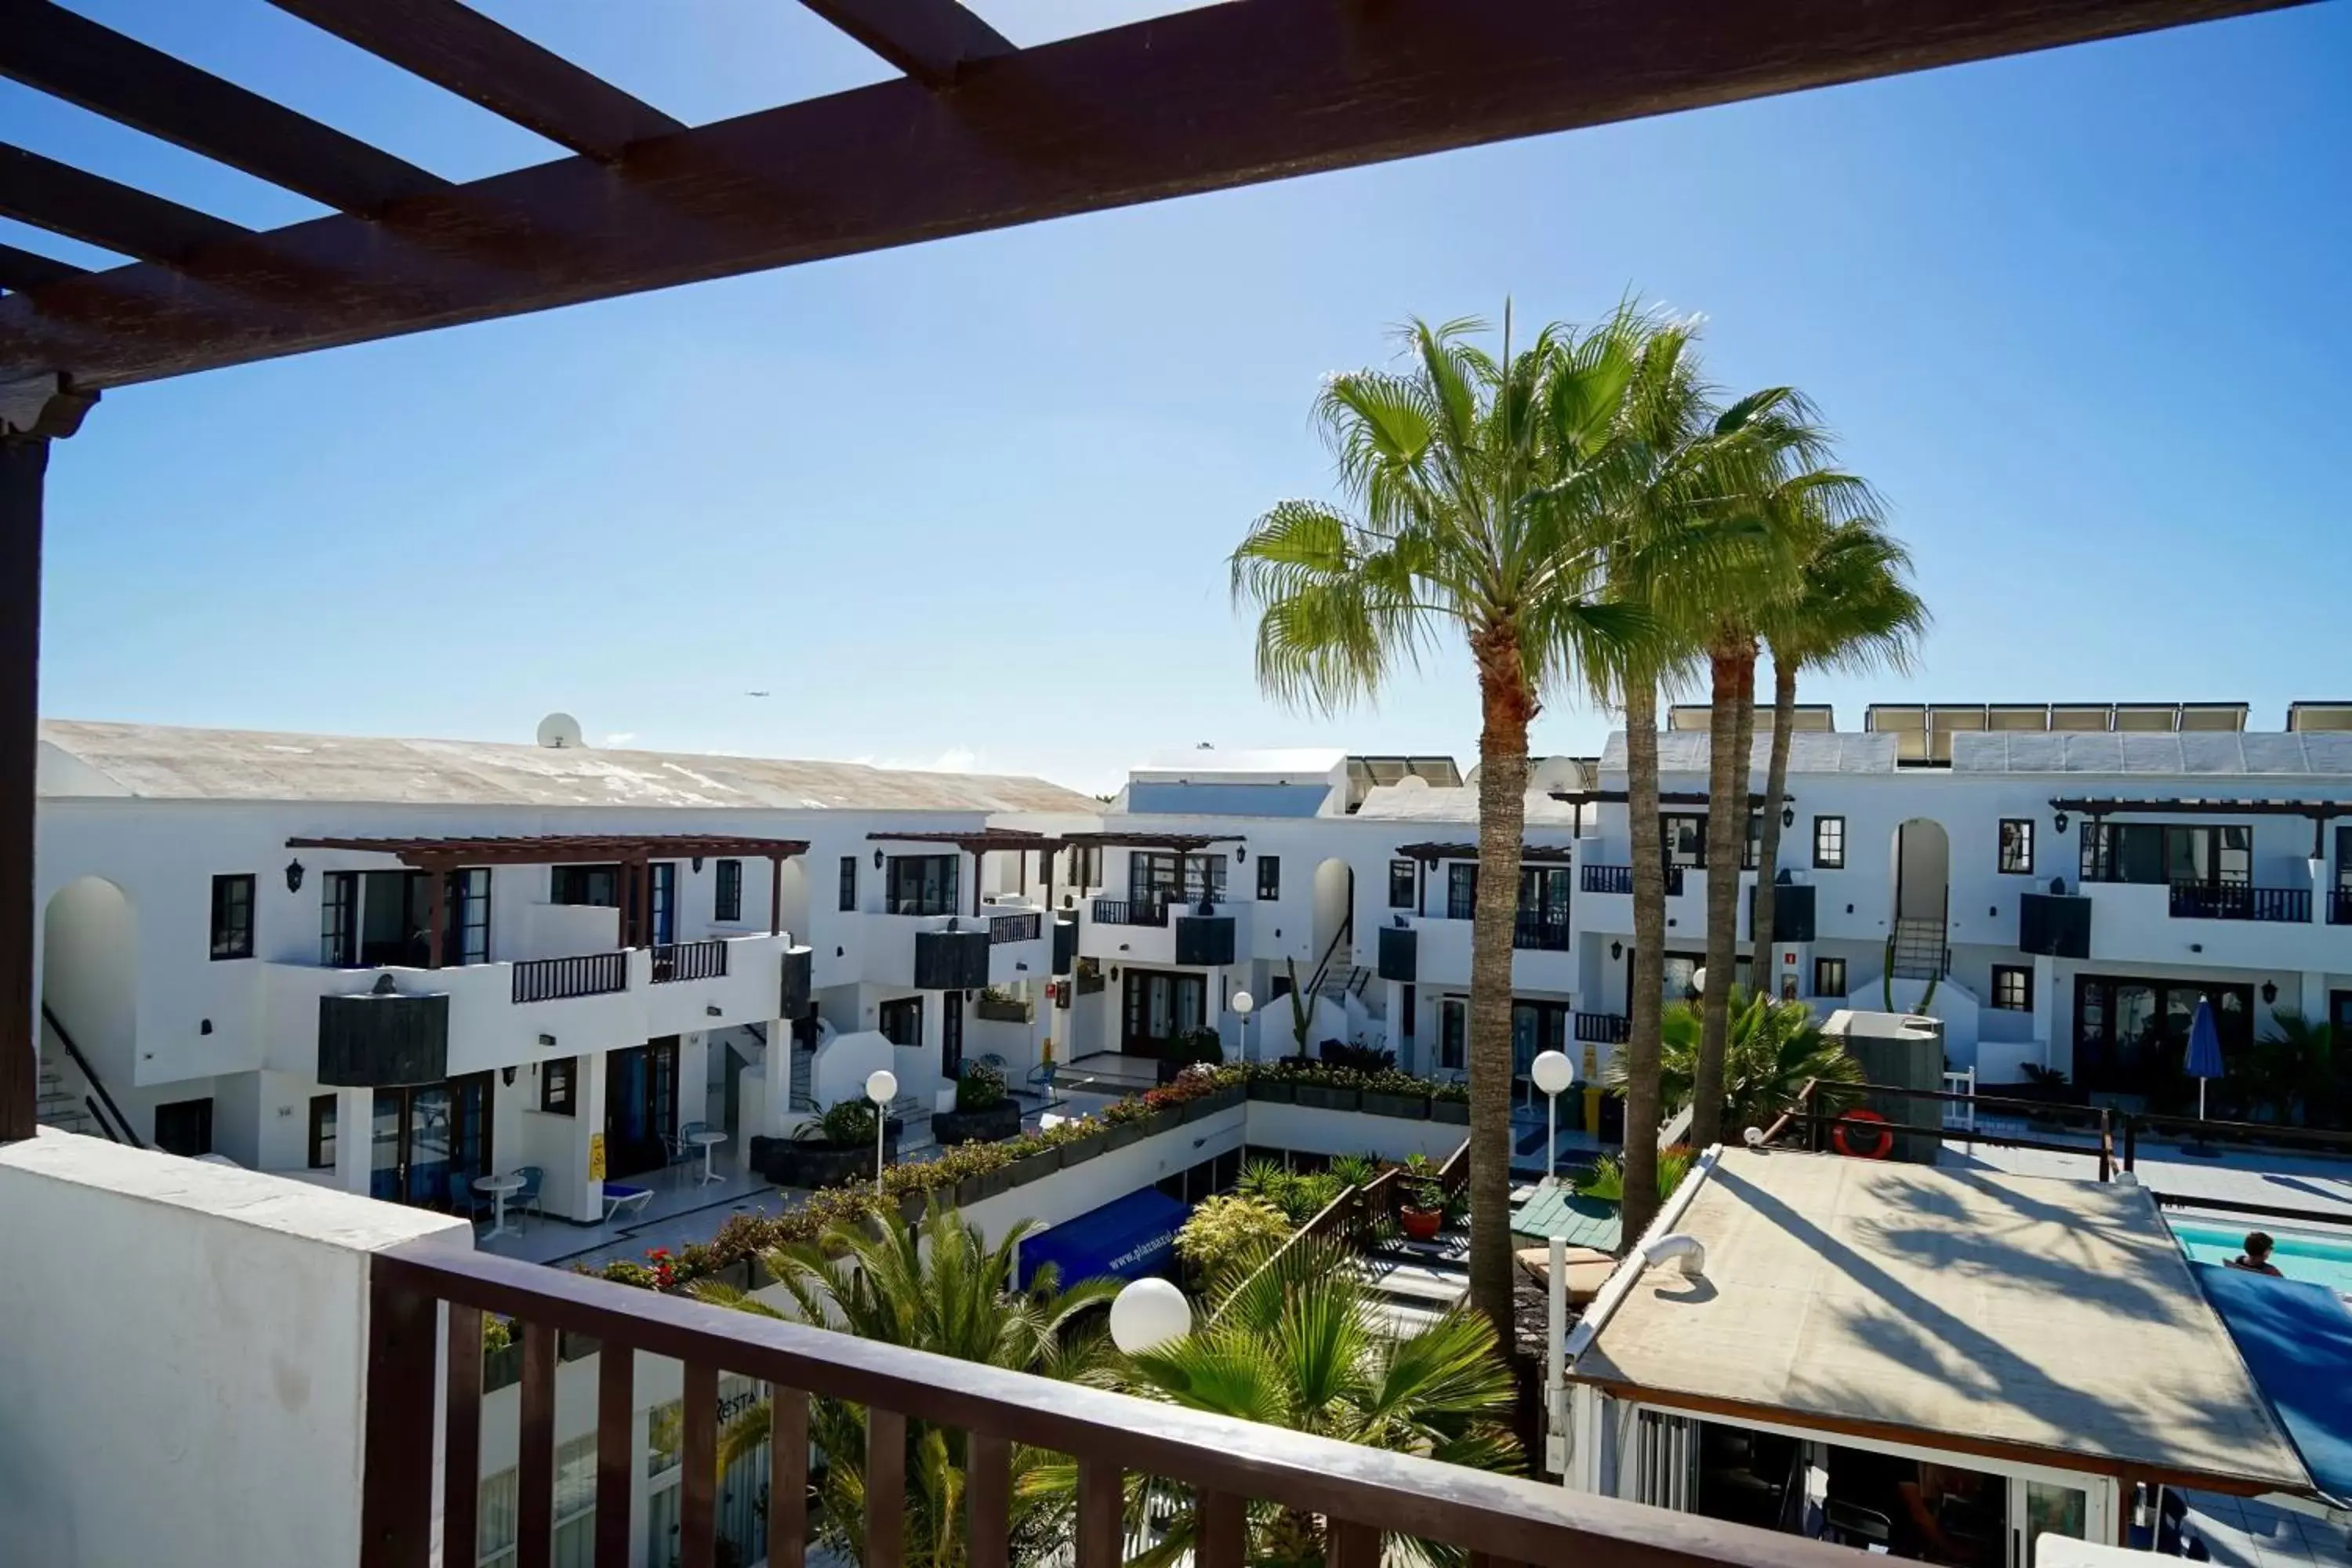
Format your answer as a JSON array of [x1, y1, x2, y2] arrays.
[[0, 143, 249, 264], [0, 241, 84, 294], [0, 0, 2303, 390], [0, 0, 446, 214], [800, 0, 1015, 89], [264, 0, 684, 162]]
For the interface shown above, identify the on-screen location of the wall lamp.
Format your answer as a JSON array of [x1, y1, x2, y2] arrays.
[[874, 848, 885, 869], [2053, 811, 2070, 833], [284, 859, 305, 893], [1610, 940, 1623, 960], [705, 1004, 723, 1018], [538, 1033, 557, 1047], [2262, 980, 2279, 1005], [1234, 845, 1247, 863], [1780, 807, 1795, 829]]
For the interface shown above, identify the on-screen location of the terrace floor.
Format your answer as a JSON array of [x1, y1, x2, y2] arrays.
[[2180, 1491, 2352, 1568], [1937, 1120, 2352, 1225]]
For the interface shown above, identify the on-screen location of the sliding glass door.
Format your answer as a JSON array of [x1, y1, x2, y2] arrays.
[[368, 1073, 494, 1207]]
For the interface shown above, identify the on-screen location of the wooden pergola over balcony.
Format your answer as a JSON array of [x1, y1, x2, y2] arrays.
[[866, 827, 1065, 914], [283, 832, 809, 965]]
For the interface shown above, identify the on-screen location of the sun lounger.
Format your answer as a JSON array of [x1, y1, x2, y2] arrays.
[[602, 1183, 653, 1223]]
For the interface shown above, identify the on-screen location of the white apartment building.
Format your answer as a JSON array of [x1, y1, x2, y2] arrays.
[[32, 719, 1096, 1223]]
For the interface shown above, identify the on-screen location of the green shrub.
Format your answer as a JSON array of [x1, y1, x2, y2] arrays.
[[954, 1062, 1008, 1112], [1175, 1194, 1292, 1280], [1579, 1145, 1697, 1206], [802, 1098, 878, 1146]]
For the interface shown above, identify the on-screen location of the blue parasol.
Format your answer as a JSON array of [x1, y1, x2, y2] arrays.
[[2185, 996, 2225, 1127]]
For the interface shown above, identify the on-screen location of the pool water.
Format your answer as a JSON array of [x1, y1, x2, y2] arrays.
[[2172, 1221, 2352, 1294]]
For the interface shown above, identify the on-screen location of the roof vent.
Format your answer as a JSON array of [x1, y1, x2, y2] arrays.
[[535, 713, 585, 750]]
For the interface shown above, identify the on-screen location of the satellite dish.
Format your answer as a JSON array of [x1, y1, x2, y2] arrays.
[[535, 713, 585, 750]]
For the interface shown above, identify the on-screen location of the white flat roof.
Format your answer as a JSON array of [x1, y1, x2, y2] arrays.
[[1572, 1150, 2307, 1493], [37, 720, 1099, 815]]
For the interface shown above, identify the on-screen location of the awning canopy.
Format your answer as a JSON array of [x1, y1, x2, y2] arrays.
[[2194, 1261, 2352, 1501], [285, 833, 809, 866], [1017, 1186, 1189, 1290]]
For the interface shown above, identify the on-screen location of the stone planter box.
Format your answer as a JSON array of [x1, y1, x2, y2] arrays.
[[953, 1165, 1016, 1207], [484, 1342, 521, 1394], [975, 996, 1034, 1023], [1142, 1107, 1181, 1138], [897, 1189, 929, 1223], [1101, 1121, 1145, 1152], [931, 1101, 1022, 1146], [1062, 1131, 1108, 1163], [1005, 1146, 1064, 1187], [1294, 1083, 1359, 1112], [1430, 1097, 1470, 1124], [752, 1123, 902, 1189], [1202, 1083, 1244, 1114], [1179, 1096, 1221, 1123], [715, 1258, 753, 1291], [1362, 1090, 1428, 1120], [1247, 1077, 1295, 1104]]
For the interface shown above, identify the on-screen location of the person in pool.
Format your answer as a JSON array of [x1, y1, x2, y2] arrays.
[[2227, 1231, 2284, 1276]]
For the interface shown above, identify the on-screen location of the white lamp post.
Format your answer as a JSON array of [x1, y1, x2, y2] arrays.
[[1530, 1048, 1575, 1185], [865, 1068, 898, 1196], [1691, 966, 1708, 997], [1231, 990, 1254, 1063], [1109, 1276, 1192, 1355]]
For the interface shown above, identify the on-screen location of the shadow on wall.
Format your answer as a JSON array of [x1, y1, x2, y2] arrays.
[[40, 875, 139, 1105]]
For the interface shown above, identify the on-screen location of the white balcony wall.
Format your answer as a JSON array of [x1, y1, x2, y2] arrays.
[[0, 1133, 469, 1568], [1403, 915, 1577, 996]]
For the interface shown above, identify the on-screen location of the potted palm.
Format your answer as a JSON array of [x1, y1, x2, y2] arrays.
[[1397, 1171, 1448, 1242], [753, 1099, 901, 1189], [930, 1062, 1020, 1145]]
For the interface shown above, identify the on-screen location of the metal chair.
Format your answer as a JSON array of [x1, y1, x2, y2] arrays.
[[670, 1120, 710, 1164], [446, 1168, 488, 1225], [512, 1165, 546, 1221]]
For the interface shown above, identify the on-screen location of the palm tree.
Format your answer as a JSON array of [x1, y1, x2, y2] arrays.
[[1051, 1236, 1519, 1567], [1611, 985, 1864, 1134], [1749, 518, 1927, 976], [1585, 319, 1791, 1240], [1231, 310, 1647, 1334], [688, 1201, 1120, 1567]]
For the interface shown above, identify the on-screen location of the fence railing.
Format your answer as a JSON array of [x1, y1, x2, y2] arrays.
[[362, 1214, 1831, 1568], [2331, 887, 2352, 927], [1091, 897, 1168, 927], [2167, 881, 2311, 924], [1582, 864, 1686, 896], [511, 950, 630, 1004], [989, 911, 1043, 944], [650, 938, 728, 985], [1573, 1012, 1629, 1045]]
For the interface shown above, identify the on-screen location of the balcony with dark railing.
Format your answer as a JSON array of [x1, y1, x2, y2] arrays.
[[1091, 895, 1170, 927], [1574, 1011, 1631, 1044], [511, 949, 630, 1004], [649, 938, 728, 984], [2332, 887, 2352, 927], [1577, 863, 1685, 897], [1513, 913, 1573, 952], [2166, 881, 2312, 924], [989, 909, 1044, 944]]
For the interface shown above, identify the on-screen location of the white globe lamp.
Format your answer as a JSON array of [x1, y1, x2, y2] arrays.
[[1109, 1276, 1192, 1355], [864, 1069, 898, 1196], [1530, 1049, 1576, 1185], [1691, 966, 1708, 996], [1231, 990, 1254, 1062]]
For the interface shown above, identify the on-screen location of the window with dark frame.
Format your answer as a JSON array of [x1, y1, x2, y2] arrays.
[[1437, 997, 1466, 1071], [1813, 815, 1846, 869], [878, 996, 924, 1048], [1401, 983, 1417, 1039], [1998, 818, 2036, 876], [713, 858, 743, 923], [1255, 855, 1281, 902], [838, 855, 858, 912], [550, 864, 621, 907], [1991, 964, 2033, 1011], [307, 1094, 336, 1169], [209, 873, 255, 960], [1388, 859, 1416, 909], [541, 1057, 577, 1115], [1445, 862, 1478, 920], [1813, 956, 1848, 997], [886, 855, 961, 916]]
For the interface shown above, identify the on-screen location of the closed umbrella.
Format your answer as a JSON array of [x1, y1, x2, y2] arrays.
[[2184, 997, 2225, 1156]]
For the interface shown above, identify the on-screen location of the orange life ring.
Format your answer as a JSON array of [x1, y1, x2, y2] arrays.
[[1831, 1109, 1894, 1160]]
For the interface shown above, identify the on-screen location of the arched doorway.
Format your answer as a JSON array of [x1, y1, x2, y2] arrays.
[[1889, 819, 1950, 979], [775, 856, 809, 938], [38, 876, 140, 1134]]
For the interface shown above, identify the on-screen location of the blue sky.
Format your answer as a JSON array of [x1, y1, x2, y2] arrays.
[[16, 2, 2351, 793]]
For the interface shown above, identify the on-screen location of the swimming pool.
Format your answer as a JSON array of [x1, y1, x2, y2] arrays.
[[2172, 1221, 2352, 1294]]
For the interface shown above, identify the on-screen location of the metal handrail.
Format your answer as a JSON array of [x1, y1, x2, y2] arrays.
[[1090, 896, 1168, 927], [649, 938, 728, 984], [2168, 881, 2312, 923], [41, 1004, 142, 1149], [511, 950, 630, 1004], [988, 911, 1043, 944]]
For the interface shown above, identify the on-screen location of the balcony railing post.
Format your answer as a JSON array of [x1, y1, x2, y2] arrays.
[[358, 1273, 440, 1568]]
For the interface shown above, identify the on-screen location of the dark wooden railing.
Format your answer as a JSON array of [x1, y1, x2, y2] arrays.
[[1091, 897, 1169, 927], [512, 950, 630, 1004], [361, 1231, 1835, 1568], [1512, 913, 1572, 952], [2167, 881, 2310, 923], [41, 1003, 142, 1148], [650, 938, 729, 985], [989, 911, 1043, 944], [1573, 1012, 1629, 1045], [1579, 864, 1685, 897], [2330, 887, 2352, 927]]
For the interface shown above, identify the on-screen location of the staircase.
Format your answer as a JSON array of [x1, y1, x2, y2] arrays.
[[1316, 964, 1374, 1004], [36, 1005, 137, 1145], [1351, 1232, 1471, 1337], [1889, 916, 1947, 981], [36, 1062, 94, 1136]]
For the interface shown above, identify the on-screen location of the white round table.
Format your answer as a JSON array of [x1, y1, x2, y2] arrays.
[[689, 1129, 728, 1186], [473, 1171, 525, 1238]]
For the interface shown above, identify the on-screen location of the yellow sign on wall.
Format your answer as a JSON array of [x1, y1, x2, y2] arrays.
[[587, 1133, 606, 1182]]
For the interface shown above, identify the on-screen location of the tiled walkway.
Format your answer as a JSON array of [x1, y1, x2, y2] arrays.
[[2180, 1491, 2352, 1567]]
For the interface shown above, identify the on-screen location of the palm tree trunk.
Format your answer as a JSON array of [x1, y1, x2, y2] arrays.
[[1695, 645, 1742, 1150], [1621, 679, 1667, 1247], [1751, 656, 1799, 978], [1466, 644, 1534, 1338]]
